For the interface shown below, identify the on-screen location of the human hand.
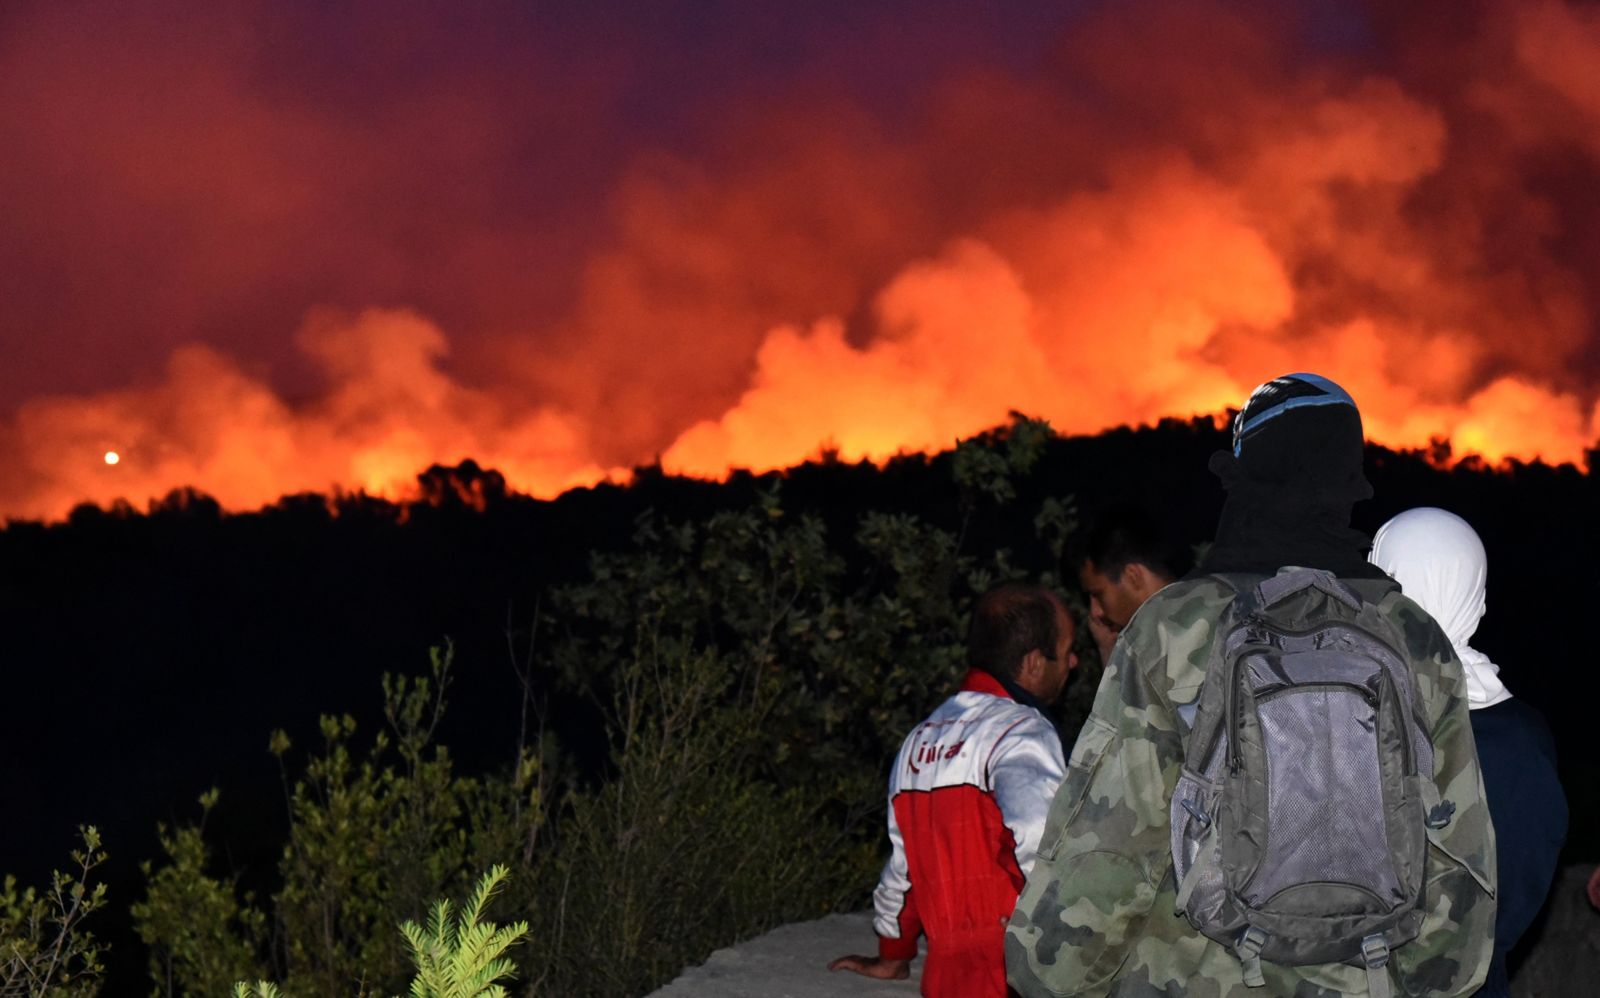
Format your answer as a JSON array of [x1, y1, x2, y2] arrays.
[[827, 954, 911, 980], [1088, 611, 1120, 663]]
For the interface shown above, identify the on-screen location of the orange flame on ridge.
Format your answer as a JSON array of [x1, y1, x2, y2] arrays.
[[4, 310, 618, 521]]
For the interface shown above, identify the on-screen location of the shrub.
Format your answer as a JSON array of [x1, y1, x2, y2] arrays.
[[134, 799, 266, 995], [135, 648, 535, 997], [0, 826, 108, 998]]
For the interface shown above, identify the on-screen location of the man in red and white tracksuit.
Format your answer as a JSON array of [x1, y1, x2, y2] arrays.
[[832, 582, 1076, 997]]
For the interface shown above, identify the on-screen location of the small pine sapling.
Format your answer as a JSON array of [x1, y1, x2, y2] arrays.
[[397, 865, 528, 998]]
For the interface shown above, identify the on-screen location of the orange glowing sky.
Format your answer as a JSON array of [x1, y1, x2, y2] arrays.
[[3, 0, 1599, 521]]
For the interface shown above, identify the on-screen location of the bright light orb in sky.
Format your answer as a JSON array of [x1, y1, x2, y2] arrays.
[[104, 451, 120, 466]]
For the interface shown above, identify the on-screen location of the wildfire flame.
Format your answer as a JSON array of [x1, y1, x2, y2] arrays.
[[3, 0, 1599, 521]]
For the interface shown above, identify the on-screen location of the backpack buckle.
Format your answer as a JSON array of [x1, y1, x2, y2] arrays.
[[1360, 934, 1390, 969], [1236, 927, 1267, 988], [1361, 934, 1394, 998]]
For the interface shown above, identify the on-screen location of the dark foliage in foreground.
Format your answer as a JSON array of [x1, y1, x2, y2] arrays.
[[125, 420, 1083, 996], [0, 416, 1595, 993]]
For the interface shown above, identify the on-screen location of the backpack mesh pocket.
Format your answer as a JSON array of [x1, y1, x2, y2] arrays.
[[1245, 686, 1401, 912]]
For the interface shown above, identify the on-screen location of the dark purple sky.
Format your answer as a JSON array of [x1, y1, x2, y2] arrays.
[[0, 0, 1082, 404]]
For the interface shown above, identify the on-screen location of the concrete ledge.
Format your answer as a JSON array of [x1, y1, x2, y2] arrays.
[[649, 865, 1600, 997], [648, 912, 923, 998]]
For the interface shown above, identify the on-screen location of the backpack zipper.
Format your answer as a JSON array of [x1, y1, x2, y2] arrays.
[[1255, 681, 1379, 706], [1221, 612, 1409, 775], [1233, 674, 1414, 776]]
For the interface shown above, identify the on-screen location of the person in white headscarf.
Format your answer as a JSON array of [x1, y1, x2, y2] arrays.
[[1371, 507, 1567, 998]]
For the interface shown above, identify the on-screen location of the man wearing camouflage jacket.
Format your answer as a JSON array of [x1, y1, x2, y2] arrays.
[[1006, 373, 1496, 997]]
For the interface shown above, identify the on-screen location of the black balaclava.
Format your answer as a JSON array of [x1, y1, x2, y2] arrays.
[[1197, 372, 1387, 578]]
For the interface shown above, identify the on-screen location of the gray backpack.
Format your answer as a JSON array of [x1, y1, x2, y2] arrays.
[[1171, 568, 1447, 998]]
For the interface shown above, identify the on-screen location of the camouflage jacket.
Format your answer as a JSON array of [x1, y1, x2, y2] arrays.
[[1006, 575, 1497, 997]]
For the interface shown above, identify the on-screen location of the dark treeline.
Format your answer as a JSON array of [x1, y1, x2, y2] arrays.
[[0, 415, 1594, 990]]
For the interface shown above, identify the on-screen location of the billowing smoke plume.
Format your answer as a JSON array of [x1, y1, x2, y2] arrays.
[[3, 0, 1599, 520]]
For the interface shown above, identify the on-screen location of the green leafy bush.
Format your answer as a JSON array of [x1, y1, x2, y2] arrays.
[[0, 826, 108, 997], [136, 647, 535, 997], [134, 797, 266, 995]]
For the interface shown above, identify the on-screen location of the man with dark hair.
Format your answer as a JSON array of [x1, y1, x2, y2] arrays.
[[1077, 506, 1182, 663], [831, 582, 1077, 997], [1008, 373, 1496, 997], [967, 581, 1074, 686]]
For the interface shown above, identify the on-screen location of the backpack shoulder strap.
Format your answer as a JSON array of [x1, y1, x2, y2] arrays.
[[1209, 572, 1267, 616], [1218, 566, 1369, 613], [1178, 574, 1264, 768]]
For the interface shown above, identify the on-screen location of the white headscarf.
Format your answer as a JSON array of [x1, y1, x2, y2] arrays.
[[1369, 507, 1511, 709]]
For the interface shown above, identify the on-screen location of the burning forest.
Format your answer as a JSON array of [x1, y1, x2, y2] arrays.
[[3, 0, 1600, 521]]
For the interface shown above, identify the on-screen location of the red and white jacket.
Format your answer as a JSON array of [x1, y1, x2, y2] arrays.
[[874, 668, 1066, 997]]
